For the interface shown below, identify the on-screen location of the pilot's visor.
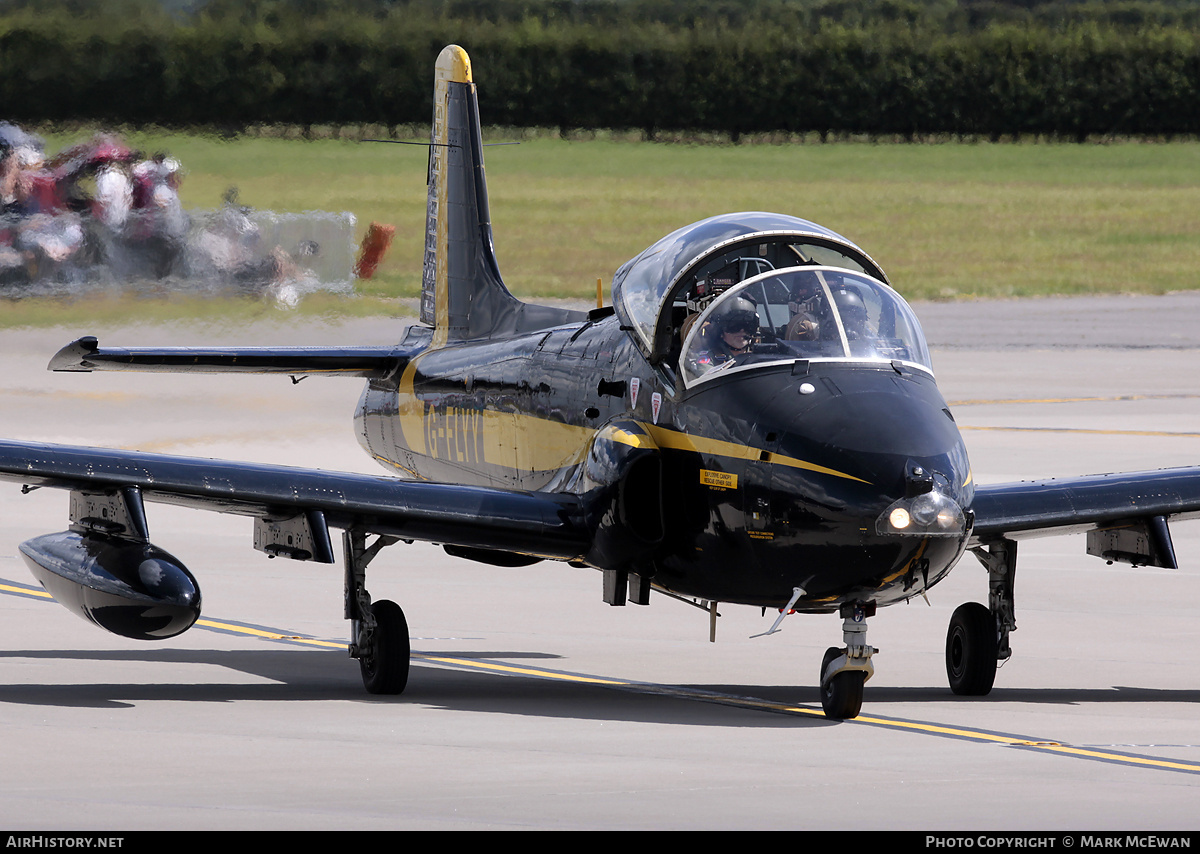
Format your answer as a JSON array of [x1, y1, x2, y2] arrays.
[[876, 489, 966, 537]]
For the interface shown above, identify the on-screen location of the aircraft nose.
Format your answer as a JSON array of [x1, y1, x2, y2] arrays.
[[777, 376, 971, 495], [801, 384, 960, 460]]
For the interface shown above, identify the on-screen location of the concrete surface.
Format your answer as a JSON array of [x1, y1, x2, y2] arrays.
[[0, 296, 1198, 830]]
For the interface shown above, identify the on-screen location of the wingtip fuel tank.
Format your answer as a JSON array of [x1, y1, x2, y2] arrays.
[[20, 531, 201, 640]]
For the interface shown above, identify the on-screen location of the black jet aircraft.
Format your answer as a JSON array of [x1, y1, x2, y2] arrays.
[[3, 45, 1200, 719]]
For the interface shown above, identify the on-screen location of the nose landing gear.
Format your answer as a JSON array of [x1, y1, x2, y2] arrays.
[[819, 601, 877, 719]]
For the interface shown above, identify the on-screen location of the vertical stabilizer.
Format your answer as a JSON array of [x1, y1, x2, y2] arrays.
[[420, 45, 583, 346]]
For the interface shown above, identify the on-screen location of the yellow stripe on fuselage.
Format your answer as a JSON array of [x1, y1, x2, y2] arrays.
[[394, 361, 595, 474], [645, 424, 870, 484], [390, 367, 869, 485]]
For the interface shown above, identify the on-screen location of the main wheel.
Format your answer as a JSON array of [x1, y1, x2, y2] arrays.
[[359, 599, 410, 695], [820, 646, 864, 720], [946, 602, 997, 696]]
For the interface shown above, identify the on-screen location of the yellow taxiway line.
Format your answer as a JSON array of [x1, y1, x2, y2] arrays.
[[410, 652, 1200, 775], [4, 576, 1198, 776]]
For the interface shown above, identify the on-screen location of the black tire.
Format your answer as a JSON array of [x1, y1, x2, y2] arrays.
[[359, 599, 410, 695], [820, 646, 864, 720], [946, 602, 997, 696]]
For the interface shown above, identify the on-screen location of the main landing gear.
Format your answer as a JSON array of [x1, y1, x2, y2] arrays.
[[344, 529, 410, 694], [819, 601, 877, 719], [946, 539, 1017, 696], [946, 602, 996, 694], [359, 599, 410, 694]]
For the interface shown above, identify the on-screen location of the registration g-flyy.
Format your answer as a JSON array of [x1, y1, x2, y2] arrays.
[[3, 46, 1199, 719]]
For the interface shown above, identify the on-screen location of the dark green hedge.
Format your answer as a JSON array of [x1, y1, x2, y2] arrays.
[[4, 3, 1200, 138]]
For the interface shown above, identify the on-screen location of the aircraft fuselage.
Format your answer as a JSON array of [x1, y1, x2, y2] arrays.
[[355, 312, 974, 612]]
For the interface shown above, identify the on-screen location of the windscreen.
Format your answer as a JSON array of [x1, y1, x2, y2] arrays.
[[679, 267, 931, 387], [610, 215, 888, 362]]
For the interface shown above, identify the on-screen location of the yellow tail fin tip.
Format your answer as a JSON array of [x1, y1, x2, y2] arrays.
[[436, 45, 472, 84]]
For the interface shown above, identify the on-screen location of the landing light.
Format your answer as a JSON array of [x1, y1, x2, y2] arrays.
[[877, 490, 966, 537]]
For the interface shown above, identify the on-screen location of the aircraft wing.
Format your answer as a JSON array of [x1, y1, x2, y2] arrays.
[[969, 466, 1200, 566], [0, 439, 590, 561], [47, 336, 418, 378]]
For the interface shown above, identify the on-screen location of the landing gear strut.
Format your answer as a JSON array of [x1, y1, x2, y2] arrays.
[[819, 601, 877, 719], [344, 529, 409, 694]]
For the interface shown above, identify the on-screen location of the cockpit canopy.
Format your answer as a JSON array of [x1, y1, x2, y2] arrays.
[[679, 267, 932, 387], [611, 212, 891, 369]]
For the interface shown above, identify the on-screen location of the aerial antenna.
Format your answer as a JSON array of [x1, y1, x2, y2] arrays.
[[750, 587, 807, 638]]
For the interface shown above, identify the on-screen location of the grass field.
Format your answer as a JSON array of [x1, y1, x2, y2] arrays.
[[5, 130, 1200, 327]]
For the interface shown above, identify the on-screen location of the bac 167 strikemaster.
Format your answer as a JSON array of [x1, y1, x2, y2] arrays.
[[4, 46, 1200, 719]]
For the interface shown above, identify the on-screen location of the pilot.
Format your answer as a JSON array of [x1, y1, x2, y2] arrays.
[[785, 272, 831, 341], [831, 285, 872, 340], [687, 297, 759, 375]]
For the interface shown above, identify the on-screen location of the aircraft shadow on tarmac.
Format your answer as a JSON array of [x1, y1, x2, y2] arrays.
[[0, 647, 1196, 724]]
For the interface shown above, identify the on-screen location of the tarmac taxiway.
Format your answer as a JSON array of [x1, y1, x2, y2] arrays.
[[1, 294, 1198, 829]]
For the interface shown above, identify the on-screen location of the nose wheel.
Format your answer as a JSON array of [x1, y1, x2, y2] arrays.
[[820, 646, 865, 719], [819, 602, 876, 719]]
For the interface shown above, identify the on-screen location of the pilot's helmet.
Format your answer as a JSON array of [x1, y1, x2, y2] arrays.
[[788, 272, 823, 306], [831, 287, 868, 330], [715, 296, 759, 336]]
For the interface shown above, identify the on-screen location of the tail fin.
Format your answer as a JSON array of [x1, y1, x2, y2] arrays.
[[420, 45, 583, 346]]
